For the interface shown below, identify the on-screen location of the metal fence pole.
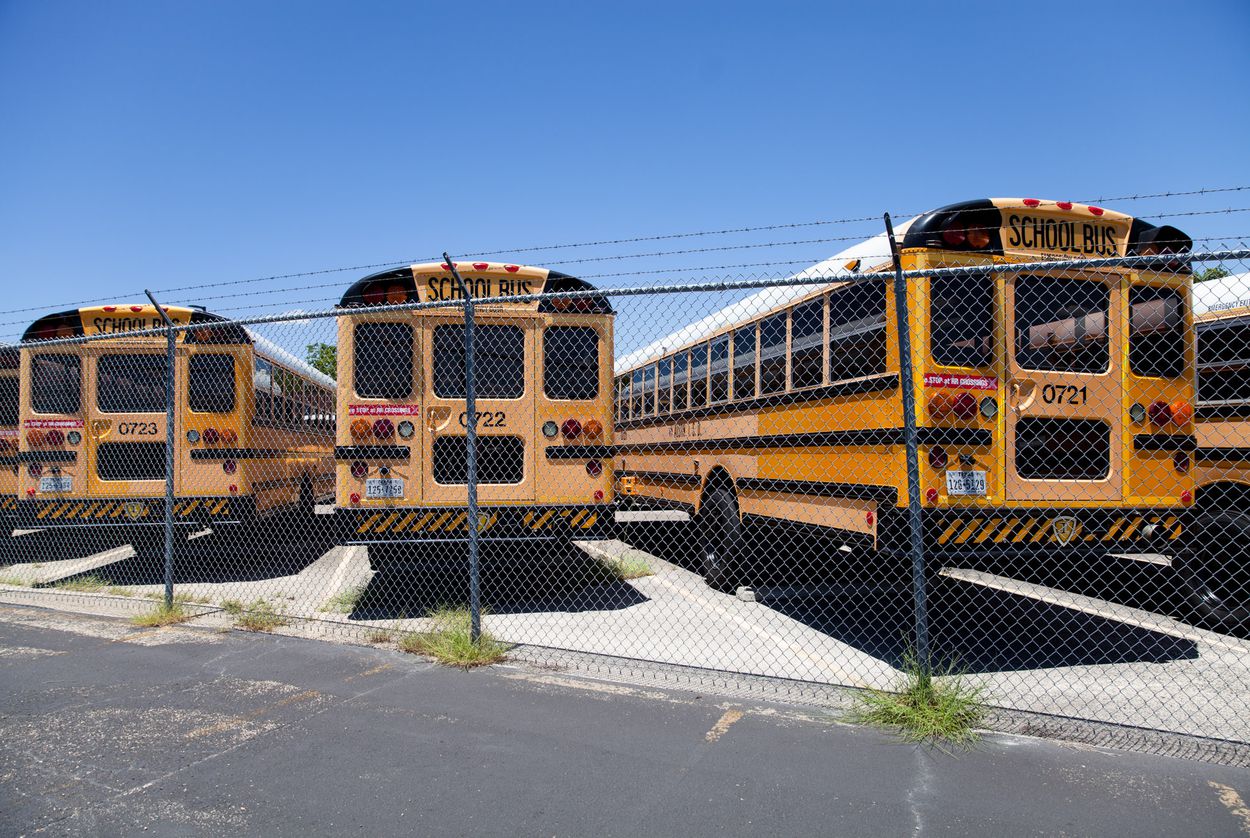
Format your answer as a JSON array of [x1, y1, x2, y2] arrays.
[[445, 255, 482, 643], [883, 215, 930, 677], [144, 290, 177, 609]]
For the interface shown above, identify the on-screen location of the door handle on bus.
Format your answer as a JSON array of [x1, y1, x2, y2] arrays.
[[426, 406, 452, 433], [1007, 379, 1037, 414]]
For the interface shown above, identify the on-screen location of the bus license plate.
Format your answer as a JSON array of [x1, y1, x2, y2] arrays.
[[39, 476, 72, 493], [945, 470, 986, 497], [365, 478, 404, 499]]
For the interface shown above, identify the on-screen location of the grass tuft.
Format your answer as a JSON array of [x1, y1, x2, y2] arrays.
[[398, 607, 508, 669], [53, 574, 110, 592], [0, 567, 29, 587], [364, 628, 394, 645], [608, 552, 654, 581], [231, 599, 289, 632], [220, 599, 244, 615], [320, 585, 365, 614], [130, 602, 194, 628], [850, 649, 985, 746]]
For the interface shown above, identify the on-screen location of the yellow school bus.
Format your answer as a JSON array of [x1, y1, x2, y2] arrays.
[[16, 305, 335, 535], [335, 262, 614, 565], [615, 198, 1195, 590], [0, 348, 18, 534], [1188, 271, 1250, 627]]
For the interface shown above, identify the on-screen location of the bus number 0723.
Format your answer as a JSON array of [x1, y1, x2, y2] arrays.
[[1041, 384, 1087, 406]]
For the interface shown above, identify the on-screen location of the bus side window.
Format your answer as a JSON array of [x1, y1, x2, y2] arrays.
[[689, 343, 709, 407], [658, 358, 672, 414], [630, 369, 643, 418], [254, 357, 274, 425], [672, 351, 689, 411], [760, 313, 786, 396], [733, 325, 756, 401], [1197, 320, 1250, 404], [830, 281, 888, 381], [790, 298, 824, 389], [643, 364, 657, 415], [709, 335, 730, 403]]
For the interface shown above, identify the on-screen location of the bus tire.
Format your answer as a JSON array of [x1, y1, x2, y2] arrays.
[[697, 486, 744, 593], [1176, 511, 1250, 633]]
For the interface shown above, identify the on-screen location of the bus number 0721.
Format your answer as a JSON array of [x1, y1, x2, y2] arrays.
[[1041, 384, 1087, 406]]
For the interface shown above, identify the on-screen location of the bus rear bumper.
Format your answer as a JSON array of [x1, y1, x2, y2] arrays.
[[918, 507, 1188, 559], [337, 503, 615, 545], [16, 496, 257, 530]]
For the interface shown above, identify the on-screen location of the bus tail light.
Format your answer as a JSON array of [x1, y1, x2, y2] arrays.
[[1147, 400, 1172, 425], [979, 397, 997, 419], [1173, 451, 1190, 474], [561, 419, 582, 440], [45, 429, 65, 446], [951, 392, 978, 421], [28, 463, 42, 478], [1181, 490, 1193, 505], [203, 427, 220, 444], [925, 488, 939, 504], [586, 460, 603, 477], [941, 224, 966, 247], [966, 226, 991, 249], [350, 492, 361, 504], [542, 421, 559, 438], [350, 418, 372, 441], [229, 484, 238, 494], [593, 490, 605, 502], [350, 461, 368, 479], [397, 420, 415, 440], [928, 392, 953, 419], [220, 429, 238, 446], [222, 460, 237, 475], [583, 420, 604, 440], [927, 447, 948, 469], [373, 419, 395, 440], [1169, 399, 1193, 427], [26, 429, 45, 447]]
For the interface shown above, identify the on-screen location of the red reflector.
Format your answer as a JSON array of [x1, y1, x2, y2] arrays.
[[473, 262, 488, 270], [1181, 490, 1193, 505], [1088, 205, 1105, 216], [26, 488, 35, 497], [229, 484, 238, 494], [130, 305, 143, 312], [586, 459, 602, 477], [925, 488, 939, 504], [222, 460, 237, 474], [1056, 201, 1073, 210], [866, 510, 875, 526], [1022, 198, 1041, 207], [350, 492, 361, 504], [103, 305, 117, 312], [593, 490, 605, 502], [505, 265, 520, 273]]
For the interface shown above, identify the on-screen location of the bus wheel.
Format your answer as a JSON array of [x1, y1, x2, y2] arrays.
[[1177, 511, 1250, 633], [697, 486, 744, 593]]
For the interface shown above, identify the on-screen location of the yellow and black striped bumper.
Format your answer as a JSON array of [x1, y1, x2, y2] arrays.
[[928, 509, 1184, 551], [340, 504, 613, 543], [16, 496, 254, 528]]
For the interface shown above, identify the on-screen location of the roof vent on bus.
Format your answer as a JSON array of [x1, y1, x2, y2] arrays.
[[538, 272, 613, 314], [337, 268, 418, 308], [900, 200, 1004, 255], [1128, 222, 1192, 272]]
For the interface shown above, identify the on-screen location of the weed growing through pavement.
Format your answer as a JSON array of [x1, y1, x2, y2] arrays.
[[364, 628, 394, 644], [53, 574, 110, 593], [320, 585, 365, 614], [231, 599, 289, 632], [0, 567, 29, 587], [609, 551, 654, 581], [131, 602, 194, 628], [220, 599, 244, 615], [398, 607, 508, 668], [850, 647, 985, 746]]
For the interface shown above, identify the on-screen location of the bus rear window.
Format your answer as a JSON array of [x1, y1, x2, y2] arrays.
[[0, 377, 17, 426], [543, 326, 599, 401], [189, 354, 236, 413], [98, 354, 167, 413], [434, 325, 524, 399], [354, 322, 412, 399], [1014, 276, 1109, 374], [31, 354, 81, 414], [1129, 286, 1186, 379], [931, 273, 993, 368]]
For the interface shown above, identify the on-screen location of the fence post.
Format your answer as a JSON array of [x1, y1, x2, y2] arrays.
[[144, 290, 177, 610], [883, 215, 931, 678], [445, 255, 482, 643]]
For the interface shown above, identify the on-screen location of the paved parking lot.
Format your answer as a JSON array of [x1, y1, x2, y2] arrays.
[[2, 517, 1249, 746]]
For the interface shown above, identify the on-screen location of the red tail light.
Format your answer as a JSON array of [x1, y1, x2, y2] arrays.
[[350, 492, 361, 504], [350, 461, 368, 479], [1173, 451, 1190, 473], [222, 460, 237, 475], [586, 459, 602, 477], [45, 429, 65, 446], [593, 490, 605, 502], [927, 447, 948, 469], [1147, 400, 1172, 425], [203, 427, 220, 444], [925, 488, 939, 504], [561, 419, 582, 440], [951, 393, 978, 421], [373, 419, 395, 440], [28, 463, 42, 478]]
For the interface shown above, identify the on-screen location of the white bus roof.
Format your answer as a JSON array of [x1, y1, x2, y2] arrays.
[[249, 330, 336, 390], [614, 222, 909, 373], [1194, 271, 1250, 317]]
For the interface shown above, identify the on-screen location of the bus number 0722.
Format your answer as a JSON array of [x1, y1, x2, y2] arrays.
[[1041, 384, 1087, 406], [458, 411, 506, 428]]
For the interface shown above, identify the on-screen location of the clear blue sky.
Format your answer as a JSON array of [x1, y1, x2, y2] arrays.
[[2, 1, 1248, 353]]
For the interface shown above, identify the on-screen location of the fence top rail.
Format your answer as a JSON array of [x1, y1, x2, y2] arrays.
[[11, 248, 1250, 349]]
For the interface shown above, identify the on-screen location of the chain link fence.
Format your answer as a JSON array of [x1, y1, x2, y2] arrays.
[[3, 210, 1250, 753]]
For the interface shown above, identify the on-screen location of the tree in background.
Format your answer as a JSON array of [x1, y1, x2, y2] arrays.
[[1195, 267, 1232, 283], [306, 342, 337, 379]]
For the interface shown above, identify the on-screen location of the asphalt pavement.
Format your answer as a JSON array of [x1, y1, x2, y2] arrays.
[[2, 604, 1249, 837]]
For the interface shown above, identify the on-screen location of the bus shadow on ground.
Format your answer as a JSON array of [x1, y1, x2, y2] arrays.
[[348, 541, 649, 620], [621, 521, 1199, 674], [33, 520, 338, 588], [6, 528, 133, 566]]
